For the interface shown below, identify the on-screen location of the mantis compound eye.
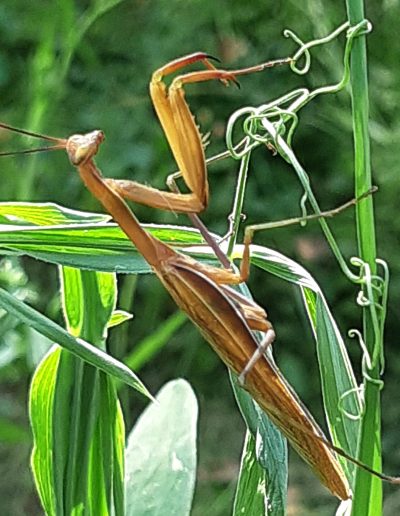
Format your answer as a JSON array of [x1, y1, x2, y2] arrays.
[[66, 130, 105, 165]]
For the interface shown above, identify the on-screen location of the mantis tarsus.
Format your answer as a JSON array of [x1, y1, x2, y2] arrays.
[[1, 54, 396, 501]]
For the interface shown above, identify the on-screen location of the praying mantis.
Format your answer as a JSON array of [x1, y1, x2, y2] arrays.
[[0, 53, 369, 500]]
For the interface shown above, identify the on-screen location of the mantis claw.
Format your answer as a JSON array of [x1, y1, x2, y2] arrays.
[[232, 77, 241, 89], [204, 54, 221, 63]]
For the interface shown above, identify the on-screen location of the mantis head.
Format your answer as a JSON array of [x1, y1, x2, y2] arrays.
[[66, 130, 105, 166]]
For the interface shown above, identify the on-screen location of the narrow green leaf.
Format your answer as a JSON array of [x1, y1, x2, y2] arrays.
[[231, 370, 287, 515], [250, 244, 361, 461], [0, 202, 110, 226], [125, 379, 198, 516], [30, 346, 62, 516], [233, 431, 269, 516], [30, 267, 127, 515], [0, 287, 152, 399], [108, 310, 133, 329], [304, 290, 360, 478], [0, 221, 204, 273]]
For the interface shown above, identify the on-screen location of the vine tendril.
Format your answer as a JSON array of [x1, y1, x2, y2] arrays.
[[338, 384, 365, 421], [225, 19, 372, 281]]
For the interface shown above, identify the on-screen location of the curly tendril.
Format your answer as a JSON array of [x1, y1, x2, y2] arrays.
[[349, 258, 389, 375], [338, 383, 365, 421], [225, 19, 372, 282]]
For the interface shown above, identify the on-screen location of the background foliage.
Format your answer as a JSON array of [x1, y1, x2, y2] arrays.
[[0, 1, 399, 514]]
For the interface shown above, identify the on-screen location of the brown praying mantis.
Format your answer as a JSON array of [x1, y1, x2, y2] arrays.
[[1, 53, 398, 501]]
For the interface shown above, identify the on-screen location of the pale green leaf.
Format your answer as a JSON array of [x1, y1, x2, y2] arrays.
[[125, 379, 198, 516]]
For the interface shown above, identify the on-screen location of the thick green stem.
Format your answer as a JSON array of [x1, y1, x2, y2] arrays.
[[226, 142, 252, 257], [346, 2, 383, 515]]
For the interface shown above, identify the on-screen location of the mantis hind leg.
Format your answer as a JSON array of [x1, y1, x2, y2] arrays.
[[238, 328, 276, 386]]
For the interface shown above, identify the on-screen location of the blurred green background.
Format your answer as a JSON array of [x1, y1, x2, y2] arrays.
[[0, 1, 399, 514]]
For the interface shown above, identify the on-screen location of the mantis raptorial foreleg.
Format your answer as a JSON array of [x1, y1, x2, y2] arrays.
[[104, 52, 291, 214], [104, 53, 290, 268]]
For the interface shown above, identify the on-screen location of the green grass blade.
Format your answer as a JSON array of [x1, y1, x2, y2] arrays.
[[107, 310, 133, 329], [0, 202, 110, 226], [0, 202, 204, 273], [0, 286, 151, 398], [302, 289, 359, 479], [250, 244, 361, 461], [233, 431, 275, 516], [232, 372, 287, 515], [30, 267, 126, 515], [346, 3, 383, 514], [29, 347, 61, 516]]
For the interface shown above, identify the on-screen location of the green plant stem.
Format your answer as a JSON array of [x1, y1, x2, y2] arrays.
[[346, 2, 382, 515], [257, 119, 359, 282], [226, 145, 252, 257], [20, 0, 126, 200]]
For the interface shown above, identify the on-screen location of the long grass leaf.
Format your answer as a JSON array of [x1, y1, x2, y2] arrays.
[[0, 286, 151, 398]]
